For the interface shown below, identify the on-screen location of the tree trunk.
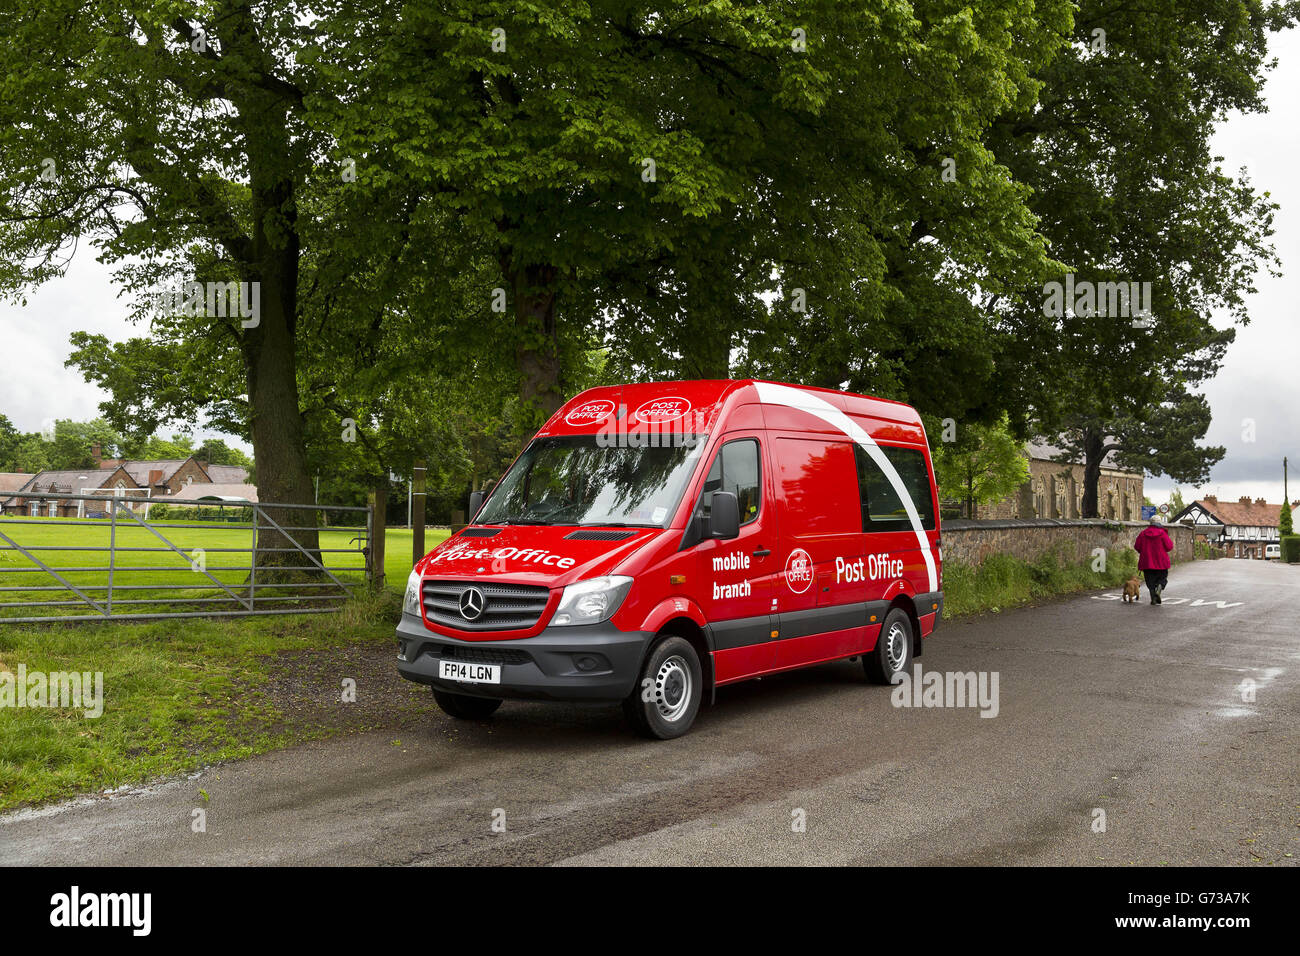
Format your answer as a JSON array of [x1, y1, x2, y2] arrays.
[[1080, 427, 1105, 519], [510, 262, 565, 422], [680, 292, 733, 379], [238, 93, 318, 571]]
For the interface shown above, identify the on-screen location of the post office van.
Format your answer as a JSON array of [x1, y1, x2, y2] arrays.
[[397, 380, 944, 738]]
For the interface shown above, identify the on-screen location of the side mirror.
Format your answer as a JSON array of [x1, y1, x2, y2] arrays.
[[468, 490, 484, 520], [710, 491, 740, 540]]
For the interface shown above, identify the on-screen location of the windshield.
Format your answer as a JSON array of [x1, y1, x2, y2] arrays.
[[476, 435, 708, 527]]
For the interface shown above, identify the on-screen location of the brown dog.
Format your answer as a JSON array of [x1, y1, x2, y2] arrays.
[[1122, 577, 1141, 603]]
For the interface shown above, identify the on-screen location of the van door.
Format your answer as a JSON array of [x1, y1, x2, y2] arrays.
[[771, 436, 868, 666], [693, 435, 777, 680]]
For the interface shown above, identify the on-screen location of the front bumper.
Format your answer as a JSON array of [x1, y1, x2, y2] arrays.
[[396, 614, 652, 702]]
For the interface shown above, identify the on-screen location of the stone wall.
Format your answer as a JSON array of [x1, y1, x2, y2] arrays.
[[941, 518, 1196, 568]]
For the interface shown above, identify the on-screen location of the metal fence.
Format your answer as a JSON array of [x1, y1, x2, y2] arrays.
[[0, 491, 372, 624]]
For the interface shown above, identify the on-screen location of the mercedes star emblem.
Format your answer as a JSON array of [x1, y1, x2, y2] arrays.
[[458, 586, 486, 621]]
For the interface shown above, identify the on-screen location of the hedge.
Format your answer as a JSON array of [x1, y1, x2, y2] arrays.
[[1281, 535, 1300, 564]]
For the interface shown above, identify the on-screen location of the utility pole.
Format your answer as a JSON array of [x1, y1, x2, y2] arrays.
[[412, 460, 427, 568], [369, 484, 388, 590]]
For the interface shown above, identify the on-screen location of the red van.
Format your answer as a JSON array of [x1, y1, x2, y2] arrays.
[[397, 380, 943, 738]]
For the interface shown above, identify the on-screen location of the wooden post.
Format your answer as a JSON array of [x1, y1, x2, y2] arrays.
[[412, 460, 426, 568], [370, 484, 388, 590]]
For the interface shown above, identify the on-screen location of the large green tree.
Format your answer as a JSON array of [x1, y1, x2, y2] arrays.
[[990, 0, 1292, 516], [0, 0, 345, 560], [327, 0, 1070, 424]]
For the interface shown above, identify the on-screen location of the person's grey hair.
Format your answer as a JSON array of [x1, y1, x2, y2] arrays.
[[1148, 515, 1160, 525]]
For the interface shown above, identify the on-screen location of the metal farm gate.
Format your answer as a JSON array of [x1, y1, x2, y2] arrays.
[[0, 492, 373, 624]]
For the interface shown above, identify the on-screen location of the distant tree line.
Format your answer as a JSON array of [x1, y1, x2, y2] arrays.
[[0, 413, 251, 474]]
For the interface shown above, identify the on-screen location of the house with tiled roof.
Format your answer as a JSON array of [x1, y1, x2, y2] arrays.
[[90, 444, 250, 495], [202, 463, 252, 485], [1, 466, 141, 517], [0, 473, 32, 497], [1172, 495, 1298, 559], [1, 449, 255, 519]]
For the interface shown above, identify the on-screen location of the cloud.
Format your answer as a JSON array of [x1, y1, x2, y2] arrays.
[[0, 256, 133, 432], [1200, 27, 1300, 491]]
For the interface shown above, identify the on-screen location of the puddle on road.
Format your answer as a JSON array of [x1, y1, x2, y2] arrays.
[[1214, 666, 1285, 719]]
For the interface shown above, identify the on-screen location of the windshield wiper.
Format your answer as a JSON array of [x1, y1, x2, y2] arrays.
[[485, 516, 551, 526]]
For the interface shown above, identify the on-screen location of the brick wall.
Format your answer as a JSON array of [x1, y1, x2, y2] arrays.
[[941, 519, 1196, 567]]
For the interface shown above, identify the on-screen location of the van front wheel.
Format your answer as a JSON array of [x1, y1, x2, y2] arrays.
[[622, 636, 703, 740], [432, 688, 503, 720], [865, 608, 913, 684]]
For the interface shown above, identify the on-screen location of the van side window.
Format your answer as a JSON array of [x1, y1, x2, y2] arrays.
[[854, 445, 936, 532], [774, 438, 860, 534], [698, 439, 761, 525]]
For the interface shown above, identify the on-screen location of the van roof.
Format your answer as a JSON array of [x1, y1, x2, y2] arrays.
[[540, 379, 923, 437]]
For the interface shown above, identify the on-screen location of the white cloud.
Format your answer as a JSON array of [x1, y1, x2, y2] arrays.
[[0, 255, 133, 432]]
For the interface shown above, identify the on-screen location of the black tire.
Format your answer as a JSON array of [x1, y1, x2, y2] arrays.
[[865, 607, 913, 685], [622, 636, 703, 740], [432, 687, 503, 720]]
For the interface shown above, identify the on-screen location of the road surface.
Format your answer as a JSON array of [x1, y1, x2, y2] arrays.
[[3, 558, 1297, 865]]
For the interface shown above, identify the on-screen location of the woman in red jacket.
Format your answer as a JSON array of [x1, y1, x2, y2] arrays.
[[1134, 517, 1174, 605]]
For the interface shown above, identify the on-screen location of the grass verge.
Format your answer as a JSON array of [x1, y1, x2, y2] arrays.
[[942, 546, 1142, 618], [0, 587, 416, 813]]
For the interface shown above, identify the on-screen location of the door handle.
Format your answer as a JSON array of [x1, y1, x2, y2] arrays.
[[752, 547, 771, 558]]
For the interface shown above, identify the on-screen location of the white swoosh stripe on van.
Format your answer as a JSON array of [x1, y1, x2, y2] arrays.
[[752, 382, 939, 593]]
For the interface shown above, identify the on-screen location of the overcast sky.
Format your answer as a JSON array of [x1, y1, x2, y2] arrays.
[[1, 31, 1297, 506]]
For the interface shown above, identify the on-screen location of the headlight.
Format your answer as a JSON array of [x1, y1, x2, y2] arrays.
[[551, 575, 633, 626], [403, 570, 422, 616]]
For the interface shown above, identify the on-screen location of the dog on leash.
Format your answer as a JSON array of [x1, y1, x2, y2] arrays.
[[1121, 577, 1141, 603]]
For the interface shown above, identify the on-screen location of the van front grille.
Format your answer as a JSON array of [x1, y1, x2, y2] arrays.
[[421, 580, 550, 631]]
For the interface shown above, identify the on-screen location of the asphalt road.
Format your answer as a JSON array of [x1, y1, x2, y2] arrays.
[[3, 558, 1297, 866]]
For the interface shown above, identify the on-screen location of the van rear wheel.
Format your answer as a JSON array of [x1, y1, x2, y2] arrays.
[[432, 688, 503, 720], [865, 608, 913, 684], [622, 636, 703, 740]]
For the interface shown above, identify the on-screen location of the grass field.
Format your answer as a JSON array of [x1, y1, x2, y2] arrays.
[[0, 520, 448, 811], [0, 517, 449, 621]]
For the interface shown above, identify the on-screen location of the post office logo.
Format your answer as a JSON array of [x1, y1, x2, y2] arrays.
[[784, 548, 814, 593], [565, 399, 616, 426], [632, 396, 691, 424]]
